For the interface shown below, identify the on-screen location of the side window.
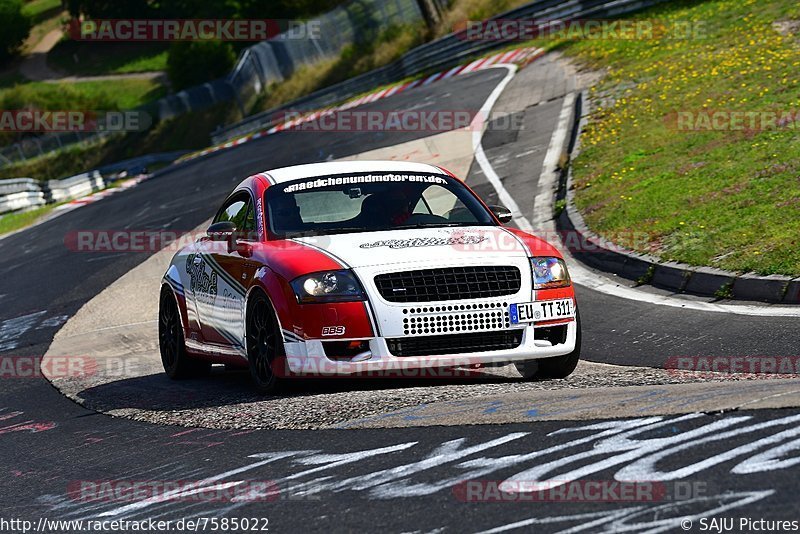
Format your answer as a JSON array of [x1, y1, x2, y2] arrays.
[[215, 193, 255, 237], [240, 203, 257, 240], [216, 198, 247, 224]]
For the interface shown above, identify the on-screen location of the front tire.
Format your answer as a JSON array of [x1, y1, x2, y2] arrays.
[[159, 287, 211, 379], [245, 292, 284, 395], [515, 310, 582, 380]]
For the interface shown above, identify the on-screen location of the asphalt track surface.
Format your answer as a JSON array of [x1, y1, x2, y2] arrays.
[[1, 65, 799, 532]]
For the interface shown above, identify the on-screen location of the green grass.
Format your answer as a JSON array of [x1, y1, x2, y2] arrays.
[[21, 0, 62, 24], [0, 78, 166, 111], [0, 78, 166, 147], [47, 41, 169, 76], [0, 203, 57, 236], [553, 0, 800, 275]]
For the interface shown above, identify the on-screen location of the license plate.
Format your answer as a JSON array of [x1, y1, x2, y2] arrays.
[[510, 299, 575, 324]]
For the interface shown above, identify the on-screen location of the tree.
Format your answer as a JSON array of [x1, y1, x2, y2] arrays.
[[166, 40, 237, 91], [0, 0, 31, 64], [66, 0, 152, 19]]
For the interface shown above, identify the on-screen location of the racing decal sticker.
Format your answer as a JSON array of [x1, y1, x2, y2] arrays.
[[321, 326, 346, 336], [183, 251, 249, 354], [255, 197, 265, 240], [185, 254, 218, 296], [359, 235, 487, 250], [282, 173, 447, 193]]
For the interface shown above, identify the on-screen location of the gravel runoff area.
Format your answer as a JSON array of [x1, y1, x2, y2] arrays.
[[50, 359, 798, 430]]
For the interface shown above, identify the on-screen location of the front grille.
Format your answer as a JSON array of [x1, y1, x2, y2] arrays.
[[387, 330, 524, 357], [403, 301, 511, 335], [374, 266, 521, 303]]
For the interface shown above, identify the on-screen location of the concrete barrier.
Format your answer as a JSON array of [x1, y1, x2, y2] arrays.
[[0, 170, 106, 215], [0, 190, 46, 214], [46, 171, 105, 203]]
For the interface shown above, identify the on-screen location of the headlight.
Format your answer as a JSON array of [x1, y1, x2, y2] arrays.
[[531, 257, 571, 290], [290, 270, 366, 303]]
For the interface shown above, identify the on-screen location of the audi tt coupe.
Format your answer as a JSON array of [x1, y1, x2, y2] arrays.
[[159, 161, 580, 393]]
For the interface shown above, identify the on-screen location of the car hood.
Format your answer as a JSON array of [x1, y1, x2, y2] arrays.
[[292, 226, 530, 269]]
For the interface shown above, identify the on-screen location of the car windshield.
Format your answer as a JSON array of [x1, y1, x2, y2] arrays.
[[265, 171, 495, 237]]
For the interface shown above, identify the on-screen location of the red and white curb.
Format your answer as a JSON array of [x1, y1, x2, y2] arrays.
[[181, 46, 544, 163]]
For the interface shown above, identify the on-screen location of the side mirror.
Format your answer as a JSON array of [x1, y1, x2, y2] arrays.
[[489, 205, 513, 224], [207, 221, 236, 241]]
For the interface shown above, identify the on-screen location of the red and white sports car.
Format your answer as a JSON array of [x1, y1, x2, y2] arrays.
[[160, 161, 580, 393]]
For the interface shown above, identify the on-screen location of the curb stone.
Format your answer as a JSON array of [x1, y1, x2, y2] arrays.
[[557, 91, 800, 305]]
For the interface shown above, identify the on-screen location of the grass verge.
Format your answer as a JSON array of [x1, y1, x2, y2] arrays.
[[21, 0, 62, 24], [0, 203, 57, 236], [0, 78, 166, 110], [556, 0, 800, 275], [47, 41, 169, 76]]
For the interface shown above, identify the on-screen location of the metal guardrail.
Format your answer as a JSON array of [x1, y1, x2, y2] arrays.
[[212, 0, 670, 143]]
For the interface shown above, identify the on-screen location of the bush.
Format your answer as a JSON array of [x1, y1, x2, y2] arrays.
[[166, 41, 236, 91], [0, 0, 31, 64]]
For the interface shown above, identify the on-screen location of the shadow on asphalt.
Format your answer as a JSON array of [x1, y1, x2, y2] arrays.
[[76, 367, 525, 412]]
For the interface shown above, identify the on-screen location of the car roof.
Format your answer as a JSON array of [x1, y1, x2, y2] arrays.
[[262, 160, 446, 184]]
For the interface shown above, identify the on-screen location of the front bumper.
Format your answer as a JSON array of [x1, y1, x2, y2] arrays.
[[282, 318, 577, 375]]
